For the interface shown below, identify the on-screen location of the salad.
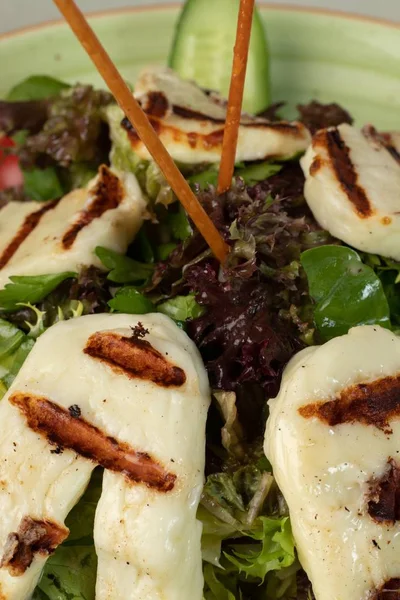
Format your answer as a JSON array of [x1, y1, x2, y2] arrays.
[[0, 1, 400, 599]]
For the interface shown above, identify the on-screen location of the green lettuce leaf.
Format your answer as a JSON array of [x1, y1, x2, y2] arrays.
[[133, 228, 155, 264], [203, 564, 237, 600], [198, 452, 301, 599], [188, 161, 282, 191], [361, 253, 400, 327], [145, 162, 174, 205], [35, 545, 97, 600], [198, 506, 238, 569], [225, 517, 295, 581], [235, 161, 282, 186], [108, 113, 174, 202], [301, 246, 390, 340], [34, 470, 102, 600], [7, 75, 70, 101], [188, 167, 219, 190], [380, 271, 400, 327], [204, 474, 246, 514], [213, 391, 245, 459], [0, 318, 25, 359], [2, 338, 35, 390], [106, 104, 148, 182], [0, 273, 76, 312], [0, 318, 35, 396], [157, 294, 205, 321], [156, 242, 177, 261], [166, 205, 192, 241], [108, 287, 154, 314], [95, 247, 154, 284], [23, 167, 64, 201]]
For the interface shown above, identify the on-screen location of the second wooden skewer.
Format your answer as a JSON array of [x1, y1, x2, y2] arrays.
[[53, 0, 229, 264], [217, 0, 255, 196]]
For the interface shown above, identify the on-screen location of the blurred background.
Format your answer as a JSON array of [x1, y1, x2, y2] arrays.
[[1, 0, 400, 34]]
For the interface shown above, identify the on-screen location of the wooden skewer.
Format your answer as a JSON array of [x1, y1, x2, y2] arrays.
[[53, 0, 229, 264], [217, 0, 255, 195]]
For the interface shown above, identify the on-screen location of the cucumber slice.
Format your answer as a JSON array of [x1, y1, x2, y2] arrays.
[[169, 0, 270, 115]]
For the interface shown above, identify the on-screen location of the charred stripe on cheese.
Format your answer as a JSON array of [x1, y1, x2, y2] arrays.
[[122, 113, 306, 152], [382, 134, 400, 164], [301, 124, 400, 260], [298, 374, 400, 434], [0, 517, 68, 576], [140, 91, 170, 118], [84, 331, 186, 387], [61, 165, 124, 250], [373, 579, 400, 599], [136, 88, 307, 133], [10, 393, 176, 491], [362, 126, 400, 165], [172, 105, 305, 135], [122, 115, 225, 152], [368, 459, 400, 524], [0, 200, 59, 270], [314, 128, 373, 218]]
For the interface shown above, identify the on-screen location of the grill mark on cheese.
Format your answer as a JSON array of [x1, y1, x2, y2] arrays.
[[122, 114, 307, 156], [310, 156, 323, 176], [0, 199, 59, 270], [61, 165, 124, 250], [314, 128, 373, 218], [122, 116, 161, 143], [84, 331, 186, 387], [385, 144, 400, 164], [373, 579, 400, 599], [381, 133, 400, 164], [298, 375, 400, 434], [10, 393, 176, 492], [363, 127, 400, 165], [367, 459, 400, 524], [140, 91, 169, 118], [123, 115, 224, 151], [172, 104, 222, 122], [0, 516, 68, 576], [172, 105, 306, 135]]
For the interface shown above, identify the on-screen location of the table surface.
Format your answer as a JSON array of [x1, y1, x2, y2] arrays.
[[1, 0, 400, 35]]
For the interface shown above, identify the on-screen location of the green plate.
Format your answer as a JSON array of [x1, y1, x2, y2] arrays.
[[1, 4, 399, 128]]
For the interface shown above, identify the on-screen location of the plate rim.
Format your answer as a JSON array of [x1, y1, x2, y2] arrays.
[[0, 1, 399, 43]]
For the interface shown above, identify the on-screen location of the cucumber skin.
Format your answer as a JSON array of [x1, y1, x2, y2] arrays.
[[168, 0, 270, 115]]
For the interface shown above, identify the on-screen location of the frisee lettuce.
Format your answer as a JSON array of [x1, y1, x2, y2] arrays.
[[225, 517, 295, 581]]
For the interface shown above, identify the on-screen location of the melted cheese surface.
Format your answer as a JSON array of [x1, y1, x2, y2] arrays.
[[0, 167, 146, 289], [0, 313, 209, 600], [265, 325, 400, 600], [124, 66, 311, 164], [301, 124, 400, 260]]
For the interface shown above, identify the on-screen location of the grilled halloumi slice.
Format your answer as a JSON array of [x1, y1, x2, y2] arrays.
[[0, 313, 210, 600], [117, 66, 310, 164], [300, 123, 400, 260], [0, 165, 146, 289], [265, 325, 400, 600]]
